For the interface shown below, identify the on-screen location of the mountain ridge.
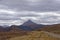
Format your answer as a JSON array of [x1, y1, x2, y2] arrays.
[[0, 20, 60, 31]]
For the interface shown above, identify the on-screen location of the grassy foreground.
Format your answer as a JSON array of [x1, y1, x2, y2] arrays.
[[9, 31, 60, 40], [0, 31, 27, 40]]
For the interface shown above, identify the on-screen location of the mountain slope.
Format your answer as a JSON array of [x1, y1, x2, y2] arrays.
[[19, 20, 44, 30], [38, 24, 60, 34], [0, 20, 44, 31]]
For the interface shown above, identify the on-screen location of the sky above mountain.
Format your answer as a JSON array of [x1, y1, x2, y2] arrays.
[[0, 0, 60, 25]]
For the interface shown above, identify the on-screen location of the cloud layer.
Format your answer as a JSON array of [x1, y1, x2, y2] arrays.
[[0, 0, 60, 25], [0, 0, 60, 11]]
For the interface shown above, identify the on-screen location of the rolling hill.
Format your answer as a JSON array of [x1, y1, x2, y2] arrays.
[[38, 24, 60, 34]]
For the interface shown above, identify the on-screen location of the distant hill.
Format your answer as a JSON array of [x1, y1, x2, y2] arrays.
[[0, 26, 5, 32], [38, 24, 60, 34], [9, 25, 25, 32]]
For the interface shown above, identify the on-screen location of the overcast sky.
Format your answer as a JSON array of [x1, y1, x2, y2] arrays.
[[0, 0, 60, 25]]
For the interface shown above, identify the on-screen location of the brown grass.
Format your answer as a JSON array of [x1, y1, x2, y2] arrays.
[[39, 25, 60, 34], [9, 31, 60, 40], [0, 31, 28, 40]]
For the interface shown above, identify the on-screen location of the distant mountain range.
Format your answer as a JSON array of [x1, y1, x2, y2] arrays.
[[0, 20, 60, 32]]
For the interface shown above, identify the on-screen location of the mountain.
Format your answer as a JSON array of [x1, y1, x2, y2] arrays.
[[22, 20, 37, 26], [1, 20, 60, 32], [0, 20, 44, 31], [18, 20, 44, 31]]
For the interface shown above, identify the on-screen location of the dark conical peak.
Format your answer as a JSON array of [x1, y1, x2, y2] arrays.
[[27, 20, 32, 22], [25, 20, 35, 24], [22, 20, 37, 26], [24, 20, 36, 24]]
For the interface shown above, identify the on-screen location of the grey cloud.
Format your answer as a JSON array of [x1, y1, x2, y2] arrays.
[[0, 0, 60, 12], [0, 13, 20, 20], [33, 16, 60, 24], [0, 0, 60, 25]]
